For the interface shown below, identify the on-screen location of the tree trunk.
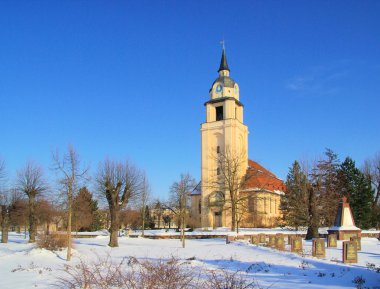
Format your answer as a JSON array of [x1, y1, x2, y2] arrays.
[[109, 204, 119, 247], [142, 207, 145, 237], [28, 197, 37, 243], [181, 214, 185, 248], [231, 203, 236, 232], [66, 191, 72, 261], [1, 205, 9, 243], [305, 186, 319, 240]]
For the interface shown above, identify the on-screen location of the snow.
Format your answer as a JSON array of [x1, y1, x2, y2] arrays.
[[130, 227, 379, 237], [1, 232, 380, 288], [328, 226, 361, 231]]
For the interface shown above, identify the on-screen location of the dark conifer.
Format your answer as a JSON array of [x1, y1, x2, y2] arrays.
[[280, 161, 309, 230], [338, 157, 373, 229]]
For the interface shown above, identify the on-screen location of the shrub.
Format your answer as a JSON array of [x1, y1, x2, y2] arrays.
[[352, 276, 367, 289], [37, 233, 69, 251], [56, 255, 196, 289], [55, 254, 259, 289], [202, 269, 256, 289]]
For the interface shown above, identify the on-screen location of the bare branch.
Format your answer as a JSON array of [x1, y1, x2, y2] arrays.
[[51, 145, 89, 260]]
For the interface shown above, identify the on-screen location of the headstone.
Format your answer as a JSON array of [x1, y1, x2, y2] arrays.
[[258, 233, 266, 244], [343, 241, 357, 263], [291, 237, 303, 253], [327, 234, 337, 247], [288, 234, 295, 245], [226, 235, 235, 244], [350, 236, 361, 251], [312, 238, 326, 258], [267, 235, 276, 247], [250, 235, 259, 245], [275, 236, 285, 250], [342, 232, 359, 240]]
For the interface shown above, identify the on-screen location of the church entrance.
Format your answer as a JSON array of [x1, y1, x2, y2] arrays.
[[213, 212, 222, 228]]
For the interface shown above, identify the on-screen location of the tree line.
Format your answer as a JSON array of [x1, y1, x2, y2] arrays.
[[0, 146, 197, 259], [281, 149, 380, 239]]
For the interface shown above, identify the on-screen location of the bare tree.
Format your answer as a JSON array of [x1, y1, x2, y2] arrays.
[[16, 161, 47, 243], [9, 189, 28, 234], [168, 173, 196, 248], [52, 145, 89, 261], [207, 148, 249, 232], [0, 158, 5, 190], [363, 152, 380, 208], [0, 159, 10, 243], [96, 159, 142, 247], [1, 203, 10, 243], [140, 173, 150, 237], [36, 198, 57, 235]]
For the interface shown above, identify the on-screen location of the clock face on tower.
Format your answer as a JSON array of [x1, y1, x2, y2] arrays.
[[215, 84, 223, 93]]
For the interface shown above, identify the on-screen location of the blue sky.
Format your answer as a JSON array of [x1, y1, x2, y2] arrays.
[[1, 0, 379, 200]]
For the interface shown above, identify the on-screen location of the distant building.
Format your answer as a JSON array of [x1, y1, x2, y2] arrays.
[[190, 49, 285, 229]]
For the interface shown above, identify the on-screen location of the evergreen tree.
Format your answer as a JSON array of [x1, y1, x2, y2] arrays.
[[280, 161, 309, 229], [142, 205, 155, 229], [73, 187, 101, 232], [338, 157, 373, 229], [311, 148, 341, 226]]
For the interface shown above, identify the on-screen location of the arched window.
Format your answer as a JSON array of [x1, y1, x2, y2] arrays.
[[209, 191, 225, 207], [248, 196, 254, 212]]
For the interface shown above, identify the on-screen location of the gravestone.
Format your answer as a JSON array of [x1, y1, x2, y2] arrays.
[[327, 234, 337, 247], [343, 241, 357, 263], [258, 233, 266, 244], [267, 235, 276, 247], [226, 235, 235, 244], [288, 234, 295, 245], [291, 237, 303, 253], [350, 236, 361, 251], [275, 236, 285, 250], [250, 235, 259, 245], [312, 238, 326, 258]]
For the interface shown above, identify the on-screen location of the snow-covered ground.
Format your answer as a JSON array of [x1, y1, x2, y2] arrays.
[[0, 232, 379, 288], [130, 227, 380, 237]]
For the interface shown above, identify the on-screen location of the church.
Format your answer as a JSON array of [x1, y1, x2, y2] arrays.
[[190, 48, 286, 229]]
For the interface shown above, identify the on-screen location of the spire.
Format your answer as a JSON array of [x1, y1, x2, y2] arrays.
[[218, 47, 230, 72]]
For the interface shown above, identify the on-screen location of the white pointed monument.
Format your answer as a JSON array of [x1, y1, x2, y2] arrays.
[[328, 196, 361, 240]]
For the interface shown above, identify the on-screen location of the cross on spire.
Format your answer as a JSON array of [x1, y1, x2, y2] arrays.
[[218, 40, 230, 72], [220, 39, 226, 51]]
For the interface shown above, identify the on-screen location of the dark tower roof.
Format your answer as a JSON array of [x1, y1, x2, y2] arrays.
[[218, 48, 230, 72]]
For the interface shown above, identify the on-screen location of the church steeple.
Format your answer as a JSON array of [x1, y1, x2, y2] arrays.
[[218, 48, 230, 72]]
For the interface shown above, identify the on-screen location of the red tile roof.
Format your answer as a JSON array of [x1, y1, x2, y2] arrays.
[[244, 159, 286, 192]]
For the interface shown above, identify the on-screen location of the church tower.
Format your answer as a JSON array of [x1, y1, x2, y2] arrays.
[[200, 48, 249, 228]]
